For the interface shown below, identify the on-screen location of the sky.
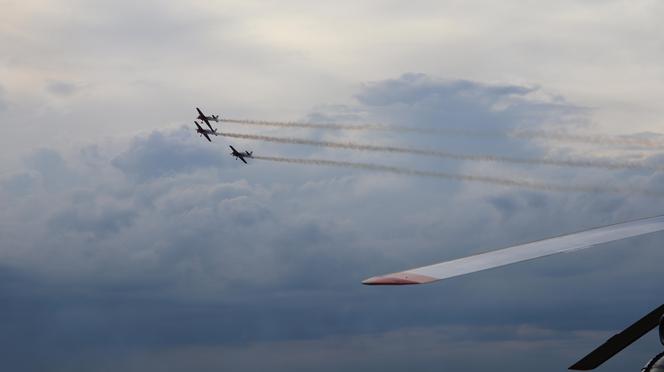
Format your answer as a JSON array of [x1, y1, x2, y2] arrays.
[[1, 1, 664, 371]]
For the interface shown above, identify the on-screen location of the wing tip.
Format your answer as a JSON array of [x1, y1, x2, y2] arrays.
[[362, 272, 437, 285]]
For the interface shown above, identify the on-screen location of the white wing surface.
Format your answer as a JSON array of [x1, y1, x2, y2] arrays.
[[362, 215, 664, 285]]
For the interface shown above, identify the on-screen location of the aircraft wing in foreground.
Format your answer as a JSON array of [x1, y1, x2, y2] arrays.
[[363, 215, 664, 285]]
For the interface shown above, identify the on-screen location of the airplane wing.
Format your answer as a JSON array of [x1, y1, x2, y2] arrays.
[[362, 215, 664, 285], [239, 155, 248, 164], [229, 145, 237, 153], [196, 107, 211, 129], [202, 132, 211, 142], [194, 121, 205, 131]]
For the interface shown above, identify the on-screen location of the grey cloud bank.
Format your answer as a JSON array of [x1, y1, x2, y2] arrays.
[[45, 81, 79, 97], [1, 75, 664, 371]]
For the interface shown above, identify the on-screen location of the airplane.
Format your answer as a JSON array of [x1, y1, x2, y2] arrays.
[[568, 303, 664, 370], [230, 145, 252, 164], [194, 121, 217, 142], [196, 107, 219, 131]]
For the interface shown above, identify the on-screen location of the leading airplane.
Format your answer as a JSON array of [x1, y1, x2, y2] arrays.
[[230, 145, 252, 164], [196, 107, 220, 131], [194, 121, 217, 142]]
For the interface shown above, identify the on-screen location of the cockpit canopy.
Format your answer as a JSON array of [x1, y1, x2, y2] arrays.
[[643, 352, 664, 372]]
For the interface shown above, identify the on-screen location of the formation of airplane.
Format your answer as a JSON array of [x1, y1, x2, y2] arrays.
[[230, 145, 253, 164], [194, 108, 253, 163]]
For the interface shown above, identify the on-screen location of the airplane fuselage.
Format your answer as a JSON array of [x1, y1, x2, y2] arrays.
[[198, 114, 219, 122], [196, 128, 217, 136]]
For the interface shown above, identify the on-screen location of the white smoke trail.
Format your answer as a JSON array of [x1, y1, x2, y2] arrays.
[[253, 155, 664, 197], [219, 132, 662, 171], [220, 118, 664, 149]]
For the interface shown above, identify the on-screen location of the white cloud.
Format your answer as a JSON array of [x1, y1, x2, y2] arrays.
[[2, 0, 663, 166]]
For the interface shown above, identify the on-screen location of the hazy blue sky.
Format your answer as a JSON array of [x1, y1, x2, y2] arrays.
[[1, 1, 664, 371]]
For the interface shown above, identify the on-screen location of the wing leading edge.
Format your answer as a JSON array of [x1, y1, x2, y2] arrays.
[[362, 215, 664, 285], [196, 107, 213, 130]]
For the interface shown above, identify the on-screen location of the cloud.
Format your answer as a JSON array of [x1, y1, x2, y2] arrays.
[[45, 80, 79, 97], [1, 74, 664, 372], [112, 127, 227, 180], [356, 73, 535, 107], [49, 201, 137, 237], [352, 74, 586, 137], [60, 325, 657, 372], [1, 2, 663, 370], [0, 84, 8, 111]]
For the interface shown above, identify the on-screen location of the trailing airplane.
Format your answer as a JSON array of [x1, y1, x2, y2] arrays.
[[362, 215, 664, 285], [194, 121, 217, 142], [230, 145, 252, 164], [196, 107, 219, 131]]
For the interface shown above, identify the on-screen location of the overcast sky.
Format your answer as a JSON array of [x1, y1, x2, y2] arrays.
[[1, 1, 664, 371]]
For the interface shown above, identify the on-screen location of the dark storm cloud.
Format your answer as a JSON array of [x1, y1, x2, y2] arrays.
[[2, 75, 664, 372]]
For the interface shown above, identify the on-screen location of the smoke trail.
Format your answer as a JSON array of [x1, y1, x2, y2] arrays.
[[221, 118, 664, 149], [219, 132, 662, 171], [253, 155, 664, 197], [221, 118, 404, 132], [511, 130, 664, 149]]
